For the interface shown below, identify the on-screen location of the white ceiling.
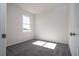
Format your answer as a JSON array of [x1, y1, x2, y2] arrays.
[[11, 3, 67, 14]]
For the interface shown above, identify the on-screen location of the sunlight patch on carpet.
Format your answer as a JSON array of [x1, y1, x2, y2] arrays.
[[43, 42, 57, 49], [32, 40, 57, 49], [32, 41, 46, 46]]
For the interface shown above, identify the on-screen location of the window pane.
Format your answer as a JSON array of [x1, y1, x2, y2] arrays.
[[23, 24, 30, 29], [23, 15, 30, 24]]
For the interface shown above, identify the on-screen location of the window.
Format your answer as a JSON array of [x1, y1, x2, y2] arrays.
[[23, 15, 30, 32], [32, 40, 57, 49]]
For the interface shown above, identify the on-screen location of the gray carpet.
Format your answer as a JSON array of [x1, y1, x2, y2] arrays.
[[6, 39, 71, 56]]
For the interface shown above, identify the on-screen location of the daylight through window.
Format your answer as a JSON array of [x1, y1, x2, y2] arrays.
[[23, 15, 30, 32]]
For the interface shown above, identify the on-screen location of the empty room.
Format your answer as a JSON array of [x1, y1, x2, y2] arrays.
[[0, 3, 79, 56]]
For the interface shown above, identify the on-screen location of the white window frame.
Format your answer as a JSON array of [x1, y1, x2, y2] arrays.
[[22, 15, 31, 32]]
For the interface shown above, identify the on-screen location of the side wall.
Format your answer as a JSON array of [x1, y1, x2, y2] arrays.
[[6, 4, 35, 46]]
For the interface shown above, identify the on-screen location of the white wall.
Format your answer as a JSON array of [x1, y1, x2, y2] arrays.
[[7, 4, 69, 46], [6, 4, 35, 46], [35, 4, 69, 44]]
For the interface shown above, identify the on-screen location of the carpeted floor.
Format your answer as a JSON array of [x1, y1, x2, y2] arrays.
[[6, 39, 71, 56]]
